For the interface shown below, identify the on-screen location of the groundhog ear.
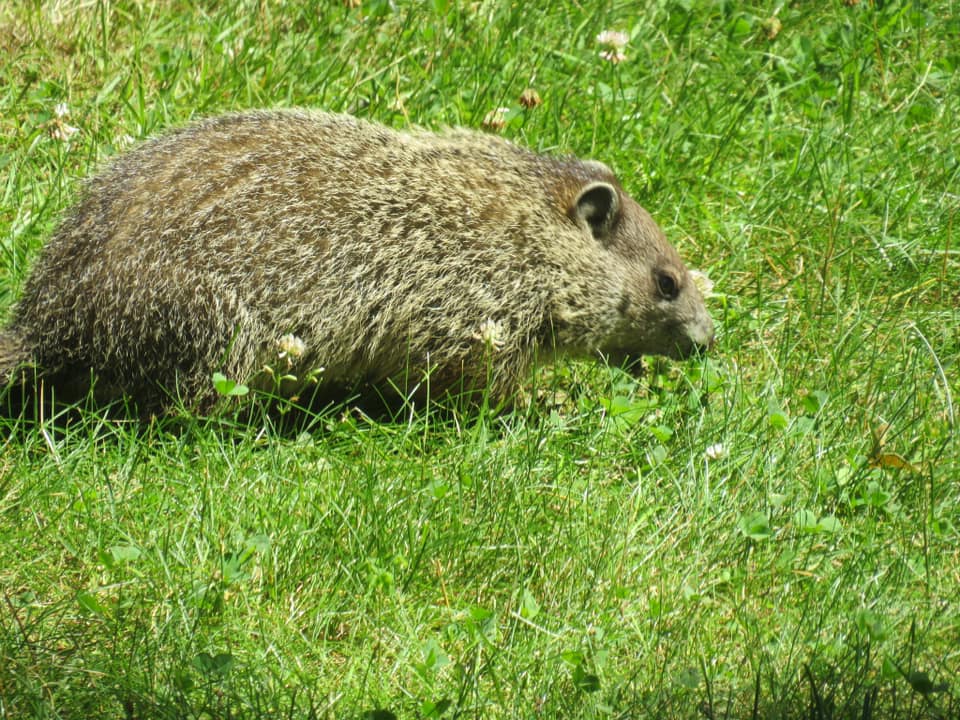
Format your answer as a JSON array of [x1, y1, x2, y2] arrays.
[[572, 181, 620, 241]]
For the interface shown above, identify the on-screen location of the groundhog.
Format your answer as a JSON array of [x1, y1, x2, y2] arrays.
[[0, 109, 714, 413]]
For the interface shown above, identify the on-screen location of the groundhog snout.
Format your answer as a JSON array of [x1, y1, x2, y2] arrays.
[[670, 309, 715, 359], [685, 317, 716, 357]]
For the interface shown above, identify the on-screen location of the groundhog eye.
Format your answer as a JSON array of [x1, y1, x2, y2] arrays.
[[657, 271, 679, 300]]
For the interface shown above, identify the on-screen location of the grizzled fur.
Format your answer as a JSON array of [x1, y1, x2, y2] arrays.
[[0, 110, 714, 412]]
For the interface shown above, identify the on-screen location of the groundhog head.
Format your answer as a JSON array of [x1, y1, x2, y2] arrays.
[[560, 168, 715, 365]]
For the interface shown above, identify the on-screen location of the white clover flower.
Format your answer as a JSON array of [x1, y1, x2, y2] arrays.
[[597, 29, 629, 63], [705, 443, 726, 461], [689, 269, 716, 298], [277, 333, 307, 359], [519, 88, 542, 109], [596, 30, 629, 49], [50, 123, 80, 142], [599, 49, 627, 64], [482, 107, 510, 131], [473, 319, 506, 351], [49, 102, 79, 142]]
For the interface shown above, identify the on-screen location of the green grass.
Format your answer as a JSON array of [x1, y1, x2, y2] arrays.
[[1, 1, 958, 718]]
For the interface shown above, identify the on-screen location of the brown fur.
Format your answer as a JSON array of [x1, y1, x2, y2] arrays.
[[0, 110, 714, 412]]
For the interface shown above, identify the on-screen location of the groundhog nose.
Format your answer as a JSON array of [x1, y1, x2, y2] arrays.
[[700, 327, 716, 353], [681, 319, 715, 357]]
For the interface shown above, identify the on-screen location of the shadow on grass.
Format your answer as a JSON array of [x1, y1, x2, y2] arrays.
[[1, 610, 954, 720]]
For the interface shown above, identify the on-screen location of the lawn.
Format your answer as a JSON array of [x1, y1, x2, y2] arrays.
[[1, 1, 958, 718]]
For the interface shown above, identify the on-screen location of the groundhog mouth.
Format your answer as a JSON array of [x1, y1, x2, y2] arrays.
[[599, 334, 710, 370]]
